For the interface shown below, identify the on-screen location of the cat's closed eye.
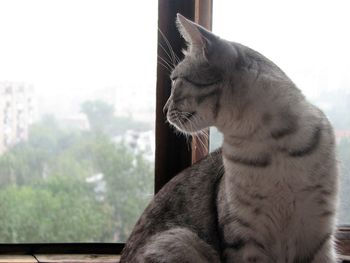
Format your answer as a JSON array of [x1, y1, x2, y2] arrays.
[[172, 76, 221, 87], [183, 77, 219, 87]]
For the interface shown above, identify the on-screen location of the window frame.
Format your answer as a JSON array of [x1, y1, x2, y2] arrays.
[[0, 0, 349, 259], [155, 0, 212, 193]]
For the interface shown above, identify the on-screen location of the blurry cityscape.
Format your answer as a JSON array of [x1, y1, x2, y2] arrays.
[[0, 82, 155, 160], [0, 0, 158, 243], [0, 83, 36, 154], [0, 81, 156, 243], [0, 0, 348, 245]]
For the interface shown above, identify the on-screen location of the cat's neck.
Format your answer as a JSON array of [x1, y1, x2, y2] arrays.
[[221, 132, 271, 171], [220, 98, 325, 182]]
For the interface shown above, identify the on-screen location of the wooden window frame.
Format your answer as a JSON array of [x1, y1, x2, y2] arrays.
[[1, 0, 349, 261], [338, 227, 350, 261], [155, 0, 212, 193]]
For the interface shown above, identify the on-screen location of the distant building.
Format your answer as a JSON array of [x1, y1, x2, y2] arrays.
[[113, 129, 155, 162], [0, 83, 36, 154]]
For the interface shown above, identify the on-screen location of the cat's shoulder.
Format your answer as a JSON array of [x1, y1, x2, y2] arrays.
[[161, 148, 223, 192], [143, 147, 223, 220], [120, 148, 223, 260]]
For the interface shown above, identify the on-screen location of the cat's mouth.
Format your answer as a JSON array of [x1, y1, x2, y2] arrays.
[[181, 111, 196, 123], [167, 110, 196, 128]]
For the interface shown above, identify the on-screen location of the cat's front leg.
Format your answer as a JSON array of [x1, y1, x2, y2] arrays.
[[139, 227, 220, 263], [309, 239, 338, 263], [223, 242, 270, 263], [241, 243, 270, 263]]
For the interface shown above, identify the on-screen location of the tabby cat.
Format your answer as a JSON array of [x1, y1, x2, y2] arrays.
[[120, 14, 338, 263]]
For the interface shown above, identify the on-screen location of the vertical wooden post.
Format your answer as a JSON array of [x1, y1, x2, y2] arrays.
[[155, 0, 195, 193], [155, 0, 212, 192], [191, 0, 213, 164]]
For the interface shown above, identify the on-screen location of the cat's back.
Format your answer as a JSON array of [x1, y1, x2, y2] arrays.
[[120, 148, 223, 262]]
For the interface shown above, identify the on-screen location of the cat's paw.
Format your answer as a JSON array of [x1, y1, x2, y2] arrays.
[[242, 243, 268, 263]]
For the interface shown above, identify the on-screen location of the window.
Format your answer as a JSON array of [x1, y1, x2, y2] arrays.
[[0, 0, 157, 244], [1, 0, 348, 258]]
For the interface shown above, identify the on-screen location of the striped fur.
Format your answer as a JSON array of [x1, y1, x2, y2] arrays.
[[121, 14, 338, 262], [167, 14, 338, 262]]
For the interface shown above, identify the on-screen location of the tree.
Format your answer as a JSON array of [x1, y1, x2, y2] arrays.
[[81, 100, 115, 134], [0, 177, 114, 242], [0, 104, 154, 242], [87, 133, 153, 241], [0, 115, 65, 186], [81, 100, 151, 136]]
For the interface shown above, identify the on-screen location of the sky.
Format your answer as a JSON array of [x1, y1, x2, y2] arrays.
[[0, 0, 157, 119], [0, 0, 349, 118], [213, 0, 350, 102]]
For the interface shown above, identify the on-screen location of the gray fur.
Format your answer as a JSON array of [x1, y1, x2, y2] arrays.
[[120, 14, 338, 262], [120, 149, 223, 262]]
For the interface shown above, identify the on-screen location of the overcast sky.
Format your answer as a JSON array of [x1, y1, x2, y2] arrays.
[[0, 0, 157, 118], [213, 0, 350, 101], [0, 0, 349, 118]]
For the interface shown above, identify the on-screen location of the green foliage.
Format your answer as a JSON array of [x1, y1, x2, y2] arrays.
[[0, 101, 154, 242], [81, 100, 151, 136], [0, 179, 113, 242], [81, 101, 115, 134]]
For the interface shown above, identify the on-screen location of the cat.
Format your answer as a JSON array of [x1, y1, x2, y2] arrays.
[[120, 14, 339, 263]]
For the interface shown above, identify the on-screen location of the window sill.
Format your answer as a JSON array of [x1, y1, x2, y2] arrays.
[[340, 255, 350, 262], [1, 254, 350, 262], [0, 255, 120, 263]]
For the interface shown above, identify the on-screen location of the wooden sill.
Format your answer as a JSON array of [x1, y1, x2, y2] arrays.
[[0, 255, 37, 263], [0, 255, 120, 263], [340, 255, 350, 262], [1, 254, 349, 262]]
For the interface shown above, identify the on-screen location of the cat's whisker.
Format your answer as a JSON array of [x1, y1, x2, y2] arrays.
[[198, 129, 209, 141], [180, 113, 207, 156], [158, 28, 180, 65], [189, 116, 210, 156], [195, 131, 209, 156], [158, 42, 176, 69], [176, 113, 192, 150], [193, 135, 205, 156], [158, 55, 173, 72], [158, 62, 172, 74]]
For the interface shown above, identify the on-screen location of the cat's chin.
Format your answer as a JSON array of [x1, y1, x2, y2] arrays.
[[170, 123, 197, 135], [171, 122, 208, 136]]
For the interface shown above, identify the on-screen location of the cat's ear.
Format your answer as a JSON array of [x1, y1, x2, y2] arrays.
[[176, 13, 217, 56]]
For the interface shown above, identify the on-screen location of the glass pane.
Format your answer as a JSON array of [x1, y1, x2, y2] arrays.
[[0, 0, 156, 242], [212, 0, 349, 225]]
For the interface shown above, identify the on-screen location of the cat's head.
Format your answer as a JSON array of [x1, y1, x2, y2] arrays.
[[165, 14, 289, 135]]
